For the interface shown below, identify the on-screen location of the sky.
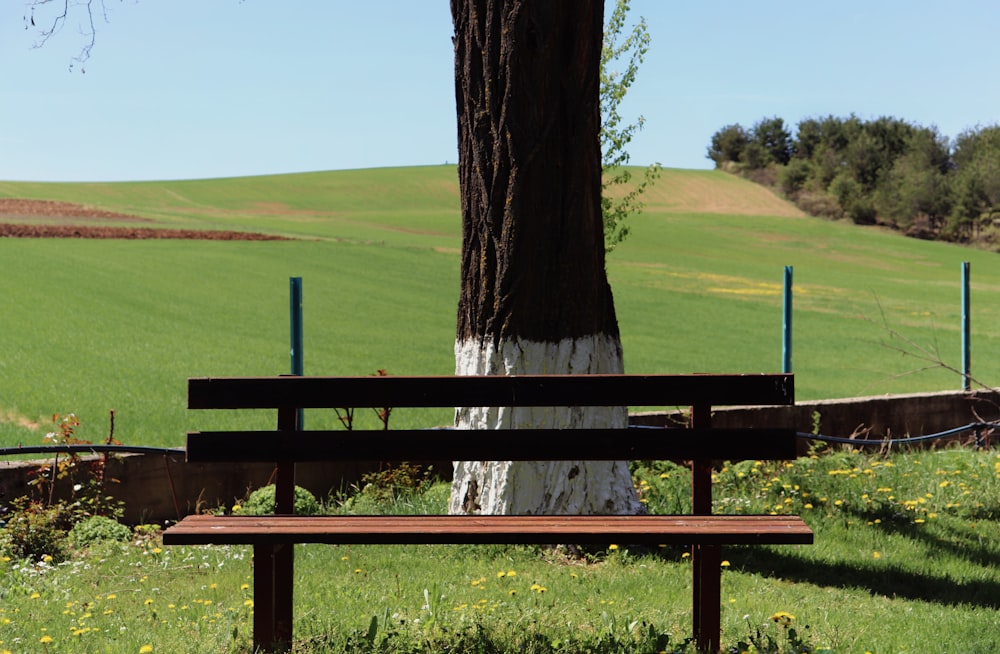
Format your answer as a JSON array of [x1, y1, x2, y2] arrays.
[[2, 1, 999, 182]]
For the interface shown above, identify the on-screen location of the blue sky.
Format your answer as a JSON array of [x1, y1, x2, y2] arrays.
[[2, 1, 998, 182]]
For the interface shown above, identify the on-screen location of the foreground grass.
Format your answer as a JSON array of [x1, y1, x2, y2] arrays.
[[3, 447, 999, 653]]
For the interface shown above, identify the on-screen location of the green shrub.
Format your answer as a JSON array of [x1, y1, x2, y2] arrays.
[[241, 484, 320, 515], [0, 500, 70, 563], [777, 157, 812, 196], [69, 515, 132, 547]]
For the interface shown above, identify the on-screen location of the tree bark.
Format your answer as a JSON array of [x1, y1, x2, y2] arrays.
[[449, 0, 641, 516]]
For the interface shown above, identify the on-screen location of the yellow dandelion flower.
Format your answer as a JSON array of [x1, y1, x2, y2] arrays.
[[30, 592, 41, 599], [720, 560, 731, 568], [40, 635, 54, 644], [873, 551, 881, 559], [608, 544, 619, 551], [241, 583, 250, 590], [140, 645, 154, 653], [769, 611, 795, 626]]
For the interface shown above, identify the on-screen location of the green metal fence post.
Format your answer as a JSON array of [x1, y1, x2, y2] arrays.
[[290, 277, 304, 426], [782, 266, 793, 374]]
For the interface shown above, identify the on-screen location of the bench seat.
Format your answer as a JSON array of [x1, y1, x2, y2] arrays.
[[163, 372, 807, 653], [163, 514, 814, 547]]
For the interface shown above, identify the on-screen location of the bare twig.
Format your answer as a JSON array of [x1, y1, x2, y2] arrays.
[[25, 0, 121, 72], [861, 293, 993, 391]]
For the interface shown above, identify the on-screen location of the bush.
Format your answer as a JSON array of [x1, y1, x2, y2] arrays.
[[794, 191, 843, 220], [778, 158, 812, 196], [0, 500, 70, 563], [69, 515, 132, 547], [241, 484, 321, 516]]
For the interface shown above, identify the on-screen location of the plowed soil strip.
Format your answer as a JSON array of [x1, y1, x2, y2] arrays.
[[0, 223, 289, 240]]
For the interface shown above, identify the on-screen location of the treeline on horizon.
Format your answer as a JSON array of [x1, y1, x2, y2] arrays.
[[707, 116, 1000, 245]]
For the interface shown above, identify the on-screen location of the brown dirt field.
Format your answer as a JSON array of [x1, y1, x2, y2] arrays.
[[0, 198, 145, 221], [0, 199, 289, 240]]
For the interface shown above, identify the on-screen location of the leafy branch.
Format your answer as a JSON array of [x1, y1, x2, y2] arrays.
[[600, 0, 662, 252]]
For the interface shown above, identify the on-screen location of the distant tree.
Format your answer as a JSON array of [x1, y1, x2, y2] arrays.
[[777, 157, 812, 196], [600, 0, 662, 252], [947, 125, 1000, 239], [707, 113, 1000, 244], [709, 117, 791, 171], [750, 116, 792, 166], [875, 128, 951, 232], [793, 118, 823, 159], [739, 140, 770, 170], [707, 124, 749, 166], [845, 130, 886, 191], [877, 155, 949, 231], [829, 172, 876, 224]]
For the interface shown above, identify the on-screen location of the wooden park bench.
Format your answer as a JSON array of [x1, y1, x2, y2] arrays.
[[162, 373, 812, 653]]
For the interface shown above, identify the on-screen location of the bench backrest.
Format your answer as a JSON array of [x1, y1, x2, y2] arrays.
[[185, 373, 795, 514]]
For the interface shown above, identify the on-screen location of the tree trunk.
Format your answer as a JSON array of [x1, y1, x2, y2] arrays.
[[448, 0, 642, 516]]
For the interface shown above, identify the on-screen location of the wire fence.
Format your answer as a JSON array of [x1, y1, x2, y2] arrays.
[[798, 421, 996, 449]]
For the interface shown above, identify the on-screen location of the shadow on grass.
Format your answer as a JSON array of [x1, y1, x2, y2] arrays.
[[725, 544, 1000, 610], [845, 502, 1000, 570]]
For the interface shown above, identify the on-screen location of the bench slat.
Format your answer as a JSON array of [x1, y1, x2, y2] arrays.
[[185, 427, 799, 463], [188, 374, 793, 410], [162, 514, 813, 546]]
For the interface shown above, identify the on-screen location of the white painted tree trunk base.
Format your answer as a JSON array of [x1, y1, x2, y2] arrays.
[[449, 335, 644, 516]]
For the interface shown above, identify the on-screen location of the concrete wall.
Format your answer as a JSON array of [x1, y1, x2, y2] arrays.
[[631, 388, 1000, 450], [2, 389, 996, 525], [0, 455, 435, 525]]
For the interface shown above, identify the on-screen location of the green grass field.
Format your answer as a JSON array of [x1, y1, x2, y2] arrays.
[[2, 166, 999, 448]]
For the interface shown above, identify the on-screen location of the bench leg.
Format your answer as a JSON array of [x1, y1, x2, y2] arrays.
[[692, 543, 722, 653], [254, 543, 294, 652]]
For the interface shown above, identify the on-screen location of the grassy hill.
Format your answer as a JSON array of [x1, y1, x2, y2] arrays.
[[1, 166, 997, 448]]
